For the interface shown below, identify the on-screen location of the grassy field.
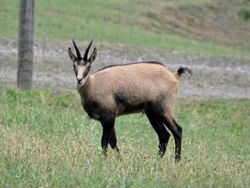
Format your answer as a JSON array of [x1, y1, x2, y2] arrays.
[[0, 89, 249, 187], [0, 0, 250, 57], [0, 0, 249, 187]]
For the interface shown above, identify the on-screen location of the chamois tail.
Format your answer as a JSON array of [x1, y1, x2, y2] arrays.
[[174, 67, 192, 79]]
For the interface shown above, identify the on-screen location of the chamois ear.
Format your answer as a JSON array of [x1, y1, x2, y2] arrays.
[[68, 47, 76, 62], [88, 47, 97, 64]]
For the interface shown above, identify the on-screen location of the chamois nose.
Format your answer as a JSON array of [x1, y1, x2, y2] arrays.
[[77, 78, 82, 84]]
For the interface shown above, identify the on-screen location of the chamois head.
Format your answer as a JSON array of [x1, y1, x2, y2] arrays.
[[68, 40, 97, 85]]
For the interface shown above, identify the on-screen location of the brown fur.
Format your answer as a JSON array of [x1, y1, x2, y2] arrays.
[[78, 62, 179, 119]]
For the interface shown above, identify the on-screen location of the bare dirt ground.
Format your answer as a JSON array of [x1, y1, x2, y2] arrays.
[[0, 38, 250, 99]]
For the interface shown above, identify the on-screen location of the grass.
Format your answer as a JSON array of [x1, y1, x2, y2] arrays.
[[0, 89, 249, 187], [0, 0, 249, 57], [238, 8, 250, 21]]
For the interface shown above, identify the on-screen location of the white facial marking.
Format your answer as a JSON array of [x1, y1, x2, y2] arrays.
[[77, 66, 86, 81]]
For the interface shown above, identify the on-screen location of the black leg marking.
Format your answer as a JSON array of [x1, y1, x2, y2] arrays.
[[173, 119, 182, 163], [160, 113, 182, 163], [146, 110, 171, 157], [100, 116, 115, 157], [109, 128, 120, 153]]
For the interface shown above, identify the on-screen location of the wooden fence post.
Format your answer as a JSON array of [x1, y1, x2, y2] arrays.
[[17, 0, 35, 89]]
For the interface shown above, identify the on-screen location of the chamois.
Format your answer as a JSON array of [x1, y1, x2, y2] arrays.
[[68, 40, 191, 162]]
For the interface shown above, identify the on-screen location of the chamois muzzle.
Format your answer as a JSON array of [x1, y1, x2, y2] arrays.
[[77, 78, 83, 84]]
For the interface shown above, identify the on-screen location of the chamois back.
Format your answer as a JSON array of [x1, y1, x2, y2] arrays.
[[82, 62, 179, 116]]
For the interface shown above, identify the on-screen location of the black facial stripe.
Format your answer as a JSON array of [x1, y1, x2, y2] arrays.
[[73, 65, 77, 76], [83, 66, 91, 78]]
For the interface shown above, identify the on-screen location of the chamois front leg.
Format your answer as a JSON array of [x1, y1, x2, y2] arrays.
[[100, 116, 115, 157], [109, 128, 120, 153]]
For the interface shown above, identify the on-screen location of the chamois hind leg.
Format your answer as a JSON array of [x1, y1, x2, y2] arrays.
[[145, 110, 171, 157], [109, 128, 120, 153], [100, 116, 115, 157], [160, 109, 182, 163]]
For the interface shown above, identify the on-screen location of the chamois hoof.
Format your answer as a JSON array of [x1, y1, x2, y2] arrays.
[[174, 156, 181, 163], [158, 151, 165, 158]]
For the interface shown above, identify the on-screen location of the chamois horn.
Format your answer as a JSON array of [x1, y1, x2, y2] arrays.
[[72, 39, 81, 60], [83, 40, 93, 61]]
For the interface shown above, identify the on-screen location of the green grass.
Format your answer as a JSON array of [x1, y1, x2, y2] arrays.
[[238, 8, 250, 21], [0, 89, 249, 187], [0, 0, 249, 57]]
